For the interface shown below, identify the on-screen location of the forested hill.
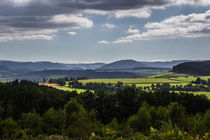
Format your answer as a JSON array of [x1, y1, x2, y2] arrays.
[[172, 60, 210, 76], [98, 59, 147, 70]]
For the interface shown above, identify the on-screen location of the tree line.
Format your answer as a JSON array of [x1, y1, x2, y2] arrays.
[[0, 80, 210, 139]]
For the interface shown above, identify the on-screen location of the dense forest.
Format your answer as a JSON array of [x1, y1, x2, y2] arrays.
[[172, 61, 210, 76], [0, 80, 210, 139]]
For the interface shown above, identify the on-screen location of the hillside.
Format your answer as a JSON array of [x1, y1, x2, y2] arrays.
[[64, 63, 105, 70], [142, 60, 192, 68], [98, 59, 146, 70], [14, 70, 140, 80], [0, 65, 12, 75], [98, 60, 196, 70], [0, 60, 105, 73], [0, 59, 202, 81], [0, 60, 69, 71], [172, 60, 210, 76]]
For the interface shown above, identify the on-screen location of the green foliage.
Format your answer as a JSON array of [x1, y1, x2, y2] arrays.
[[150, 121, 193, 140], [49, 78, 66, 86], [168, 102, 186, 128], [63, 98, 98, 139], [19, 112, 44, 136], [43, 108, 64, 134], [0, 80, 210, 139], [193, 110, 210, 135], [0, 118, 23, 138], [128, 102, 151, 134], [149, 106, 169, 129]]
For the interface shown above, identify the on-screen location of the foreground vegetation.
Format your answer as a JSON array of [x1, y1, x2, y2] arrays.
[[0, 80, 210, 139]]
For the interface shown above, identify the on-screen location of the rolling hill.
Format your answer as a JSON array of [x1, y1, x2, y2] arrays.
[[0, 65, 12, 75], [141, 60, 195, 68], [0, 60, 68, 71], [14, 70, 140, 80], [64, 63, 105, 70], [0, 59, 204, 81], [98, 59, 147, 70], [172, 60, 210, 76]]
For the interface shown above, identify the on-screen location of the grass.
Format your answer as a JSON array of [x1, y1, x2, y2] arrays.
[[120, 69, 170, 77], [171, 76, 210, 83], [150, 72, 188, 78], [41, 72, 210, 99], [80, 78, 182, 84], [40, 83, 88, 93], [190, 91, 210, 99], [56, 86, 88, 93], [79, 73, 210, 98]]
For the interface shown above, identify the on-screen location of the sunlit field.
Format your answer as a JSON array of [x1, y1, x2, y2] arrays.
[[79, 77, 181, 84], [56, 86, 88, 93]]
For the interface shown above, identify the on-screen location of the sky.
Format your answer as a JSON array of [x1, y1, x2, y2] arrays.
[[0, 0, 210, 63]]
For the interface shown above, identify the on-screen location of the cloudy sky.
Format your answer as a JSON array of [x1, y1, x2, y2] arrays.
[[0, 0, 210, 63]]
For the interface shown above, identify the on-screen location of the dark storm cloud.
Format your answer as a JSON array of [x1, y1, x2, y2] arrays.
[[2, 0, 209, 42], [0, 0, 169, 37], [0, 0, 168, 16], [55, 0, 167, 10], [0, 16, 70, 29]]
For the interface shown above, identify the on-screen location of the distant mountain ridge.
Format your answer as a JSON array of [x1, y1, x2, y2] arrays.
[[141, 60, 193, 68], [0, 60, 68, 71], [0, 60, 105, 72], [98, 59, 201, 70], [0, 59, 204, 81], [15, 70, 140, 80], [98, 60, 147, 70], [172, 60, 210, 76], [64, 63, 105, 70], [0, 59, 199, 72]]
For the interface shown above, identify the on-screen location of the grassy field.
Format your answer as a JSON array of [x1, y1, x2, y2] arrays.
[[56, 87, 87, 93], [150, 72, 188, 78], [190, 91, 210, 99], [78, 72, 210, 99], [151, 72, 210, 83], [40, 83, 88, 93], [80, 77, 182, 84], [42, 72, 210, 99], [171, 76, 210, 83]]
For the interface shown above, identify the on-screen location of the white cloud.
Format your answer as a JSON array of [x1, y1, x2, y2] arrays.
[[68, 32, 77, 35], [10, 0, 31, 6], [112, 39, 133, 44], [127, 27, 140, 34], [0, 34, 53, 42], [112, 10, 210, 42], [84, 7, 157, 19], [169, 0, 210, 6], [114, 8, 152, 19], [49, 14, 93, 29], [104, 23, 116, 29], [0, 14, 93, 42], [97, 40, 110, 44], [97, 39, 133, 45], [84, 9, 110, 15]]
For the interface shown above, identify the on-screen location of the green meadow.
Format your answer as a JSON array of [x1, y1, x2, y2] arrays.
[[53, 72, 210, 99], [56, 86, 88, 93], [77, 72, 210, 98], [191, 91, 210, 99], [79, 77, 182, 84]]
